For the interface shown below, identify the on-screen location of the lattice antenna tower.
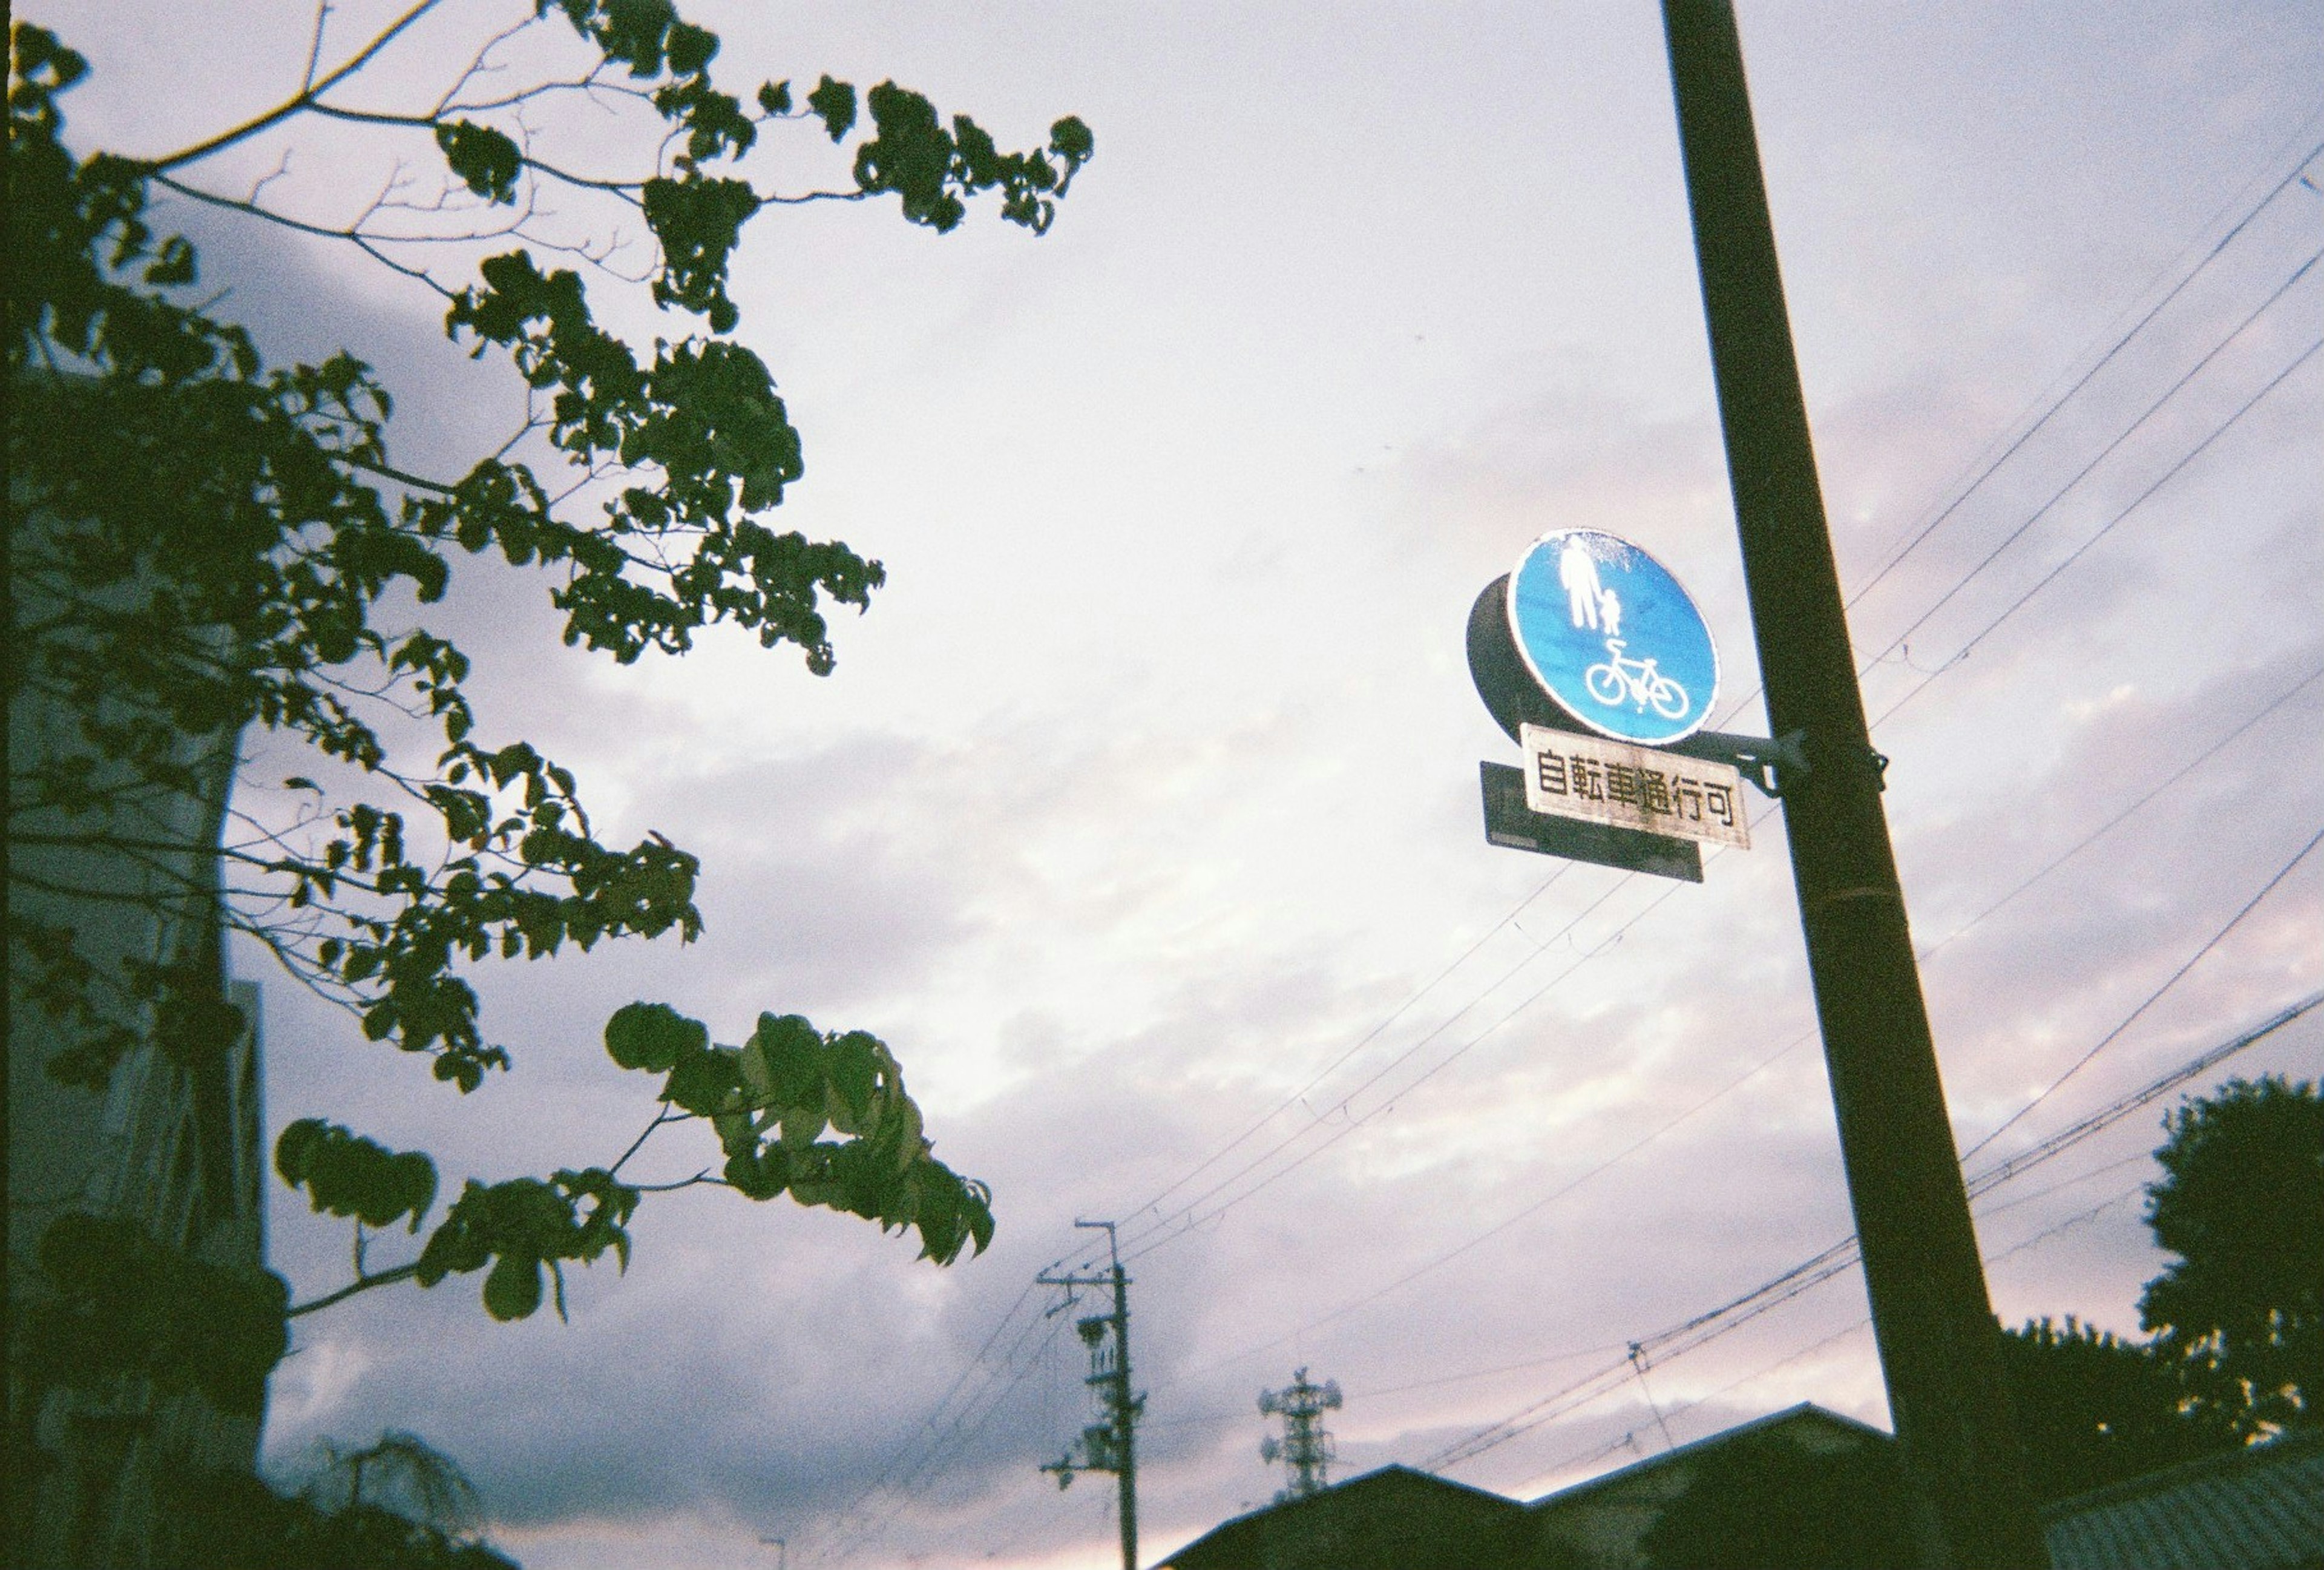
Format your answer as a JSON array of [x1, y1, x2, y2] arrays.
[[1258, 1367, 1342, 1501]]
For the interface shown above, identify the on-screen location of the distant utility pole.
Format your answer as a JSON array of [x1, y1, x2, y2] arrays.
[[1258, 1368, 1342, 1501], [1039, 1221, 1143, 1570], [1658, 3, 2047, 1566]]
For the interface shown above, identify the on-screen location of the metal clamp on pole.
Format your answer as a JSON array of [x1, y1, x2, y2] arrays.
[[1797, 731, 1889, 795], [1660, 728, 1807, 798]]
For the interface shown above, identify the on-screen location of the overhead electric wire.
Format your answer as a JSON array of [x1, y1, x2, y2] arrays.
[[810, 1287, 1078, 1566], [1847, 132, 2324, 609], [1961, 989, 2324, 1198], [1512, 1164, 2159, 1494], [1118, 873, 1702, 1266], [1114, 870, 1654, 1257], [1114, 677, 1788, 1259], [1860, 246, 2322, 675], [1915, 659, 2324, 962], [1167, 1023, 1810, 1382], [1961, 823, 2324, 1163], [1140, 183, 2324, 1270], [1871, 335, 2324, 735], [1111, 105, 2324, 1288], [815, 1316, 1080, 1566], [823, 1281, 1043, 1525], [847, 131, 2324, 1553], [1517, 1316, 1876, 1496], [1972, 1148, 2155, 1220], [1418, 979, 2323, 1473], [1128, 862, 1580, 1224], [1152, 646, 2317, 1382]]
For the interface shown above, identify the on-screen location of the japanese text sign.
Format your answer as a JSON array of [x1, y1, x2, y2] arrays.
[[1519, 723, 1750, 850]]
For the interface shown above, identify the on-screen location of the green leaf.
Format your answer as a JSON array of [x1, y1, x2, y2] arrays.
[[482, 1253, 543, 1321], [663, 1039, 740, 1116], [664, 21, 717, 76], [275, 1117, 328, 1186], [435, 120, 524, 205], [605, 1000, 706, 1072], [757, 80, 792, 115], [825, 1031, 879, 1129], [392, 1151, 439, 1232], [711, 1108, 755, 1157], [746, 1013, 823, 1107], [1049, 115, 1095, 180], [807, 74, 856, 140]]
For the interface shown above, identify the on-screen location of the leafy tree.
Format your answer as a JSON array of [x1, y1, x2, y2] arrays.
[[8, 0, 1091, 1400], [295, 1430, 485, 1542], [166, 1462, 518, 1570], [2139, 1074, 2322, 1437], [1996, 1315, 2230, 1502]]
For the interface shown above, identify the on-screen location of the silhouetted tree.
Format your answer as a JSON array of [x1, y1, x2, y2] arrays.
[[11, 0, 1091, 1358], [1997, 1315, 2231, 1502], [298, 1431, 484, 1542], [2141, 1074, 2322, 1437], [168, 1465, 516, 1570], [10, 7, 1088, 1557]]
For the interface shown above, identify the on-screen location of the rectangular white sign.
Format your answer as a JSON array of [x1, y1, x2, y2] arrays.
[[1519, 724, 1751, 850]]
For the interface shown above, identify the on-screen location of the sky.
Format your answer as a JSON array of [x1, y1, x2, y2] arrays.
[[37, 1, 2324, 1566]]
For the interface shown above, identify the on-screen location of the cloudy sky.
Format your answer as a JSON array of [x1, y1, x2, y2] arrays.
[[44, 1, 2324, 1565]]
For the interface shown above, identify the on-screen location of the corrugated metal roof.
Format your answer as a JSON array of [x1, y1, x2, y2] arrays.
[[2044, 1429, 2324, 1570]]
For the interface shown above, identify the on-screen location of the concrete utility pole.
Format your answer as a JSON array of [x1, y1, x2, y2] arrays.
[[1039, 1221, 1141, 1570], [1657, 3, 2047, 1565]]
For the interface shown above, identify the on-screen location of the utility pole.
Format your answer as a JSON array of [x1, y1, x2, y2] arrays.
[[1258, 1368, 1342, 1501], [1656, 4, 2046, 1566], [1039, 1220, 1141, 1570]]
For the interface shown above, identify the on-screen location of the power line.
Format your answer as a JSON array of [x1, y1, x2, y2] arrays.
[[1960, 824, 2324, 1163], [1846, 133, 2324, 609], [1915, 659, 2324, 962], [1147, 649, 2317, 1384], [1112, 285, 2321, 1278], [1114, 870, 1660, 1258], [1165, 1025, 1809, 1384], [1119, 875, 1709, 1267], [1871, 330, 2324, 729], [1417, 987, 2320, 1473], [808, 1290, 1078, 1566], [1962, 987, 2324, 1197], [1127, 863, 1579, 1224], [866, 163, 2324, 1548], [1859, 246, 2322, 674]]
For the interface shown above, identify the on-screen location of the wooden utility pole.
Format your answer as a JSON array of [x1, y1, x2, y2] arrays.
[[1658, 4, 2047, 1565]]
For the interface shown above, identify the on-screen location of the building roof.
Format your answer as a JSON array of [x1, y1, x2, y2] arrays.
[[1525, 1401, 1893, 1513], [1154, 1463, 1528, 1569], [2043, 1427, 2324, 1570]]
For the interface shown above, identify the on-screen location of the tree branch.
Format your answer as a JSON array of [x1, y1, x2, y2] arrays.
[[286, 1261, 420, 1318], [149, 0, 445, 172], [149, 172, 457, 298]]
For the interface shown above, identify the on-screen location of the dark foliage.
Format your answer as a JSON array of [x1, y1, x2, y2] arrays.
[[166, 1467, 517, 1570], [9, 0, 1080, 1364], [2141, 1074, 2322, 1437], [1998, 1315, 2234, 1502]]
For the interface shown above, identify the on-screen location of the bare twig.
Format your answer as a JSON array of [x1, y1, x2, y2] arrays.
[[151, 0, 445, 171]]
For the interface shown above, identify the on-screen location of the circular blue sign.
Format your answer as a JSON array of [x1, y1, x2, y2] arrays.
[[1506, 529, 1719, 746]]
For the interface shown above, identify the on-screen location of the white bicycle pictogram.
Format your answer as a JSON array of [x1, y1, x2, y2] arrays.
[[1584, 639, 1690, 720]]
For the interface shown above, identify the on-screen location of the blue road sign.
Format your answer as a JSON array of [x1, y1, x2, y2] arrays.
[[1506, 529, 1719, 746]]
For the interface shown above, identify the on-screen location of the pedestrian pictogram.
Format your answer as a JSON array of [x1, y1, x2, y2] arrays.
[[1508, 529, 1720, 746]]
